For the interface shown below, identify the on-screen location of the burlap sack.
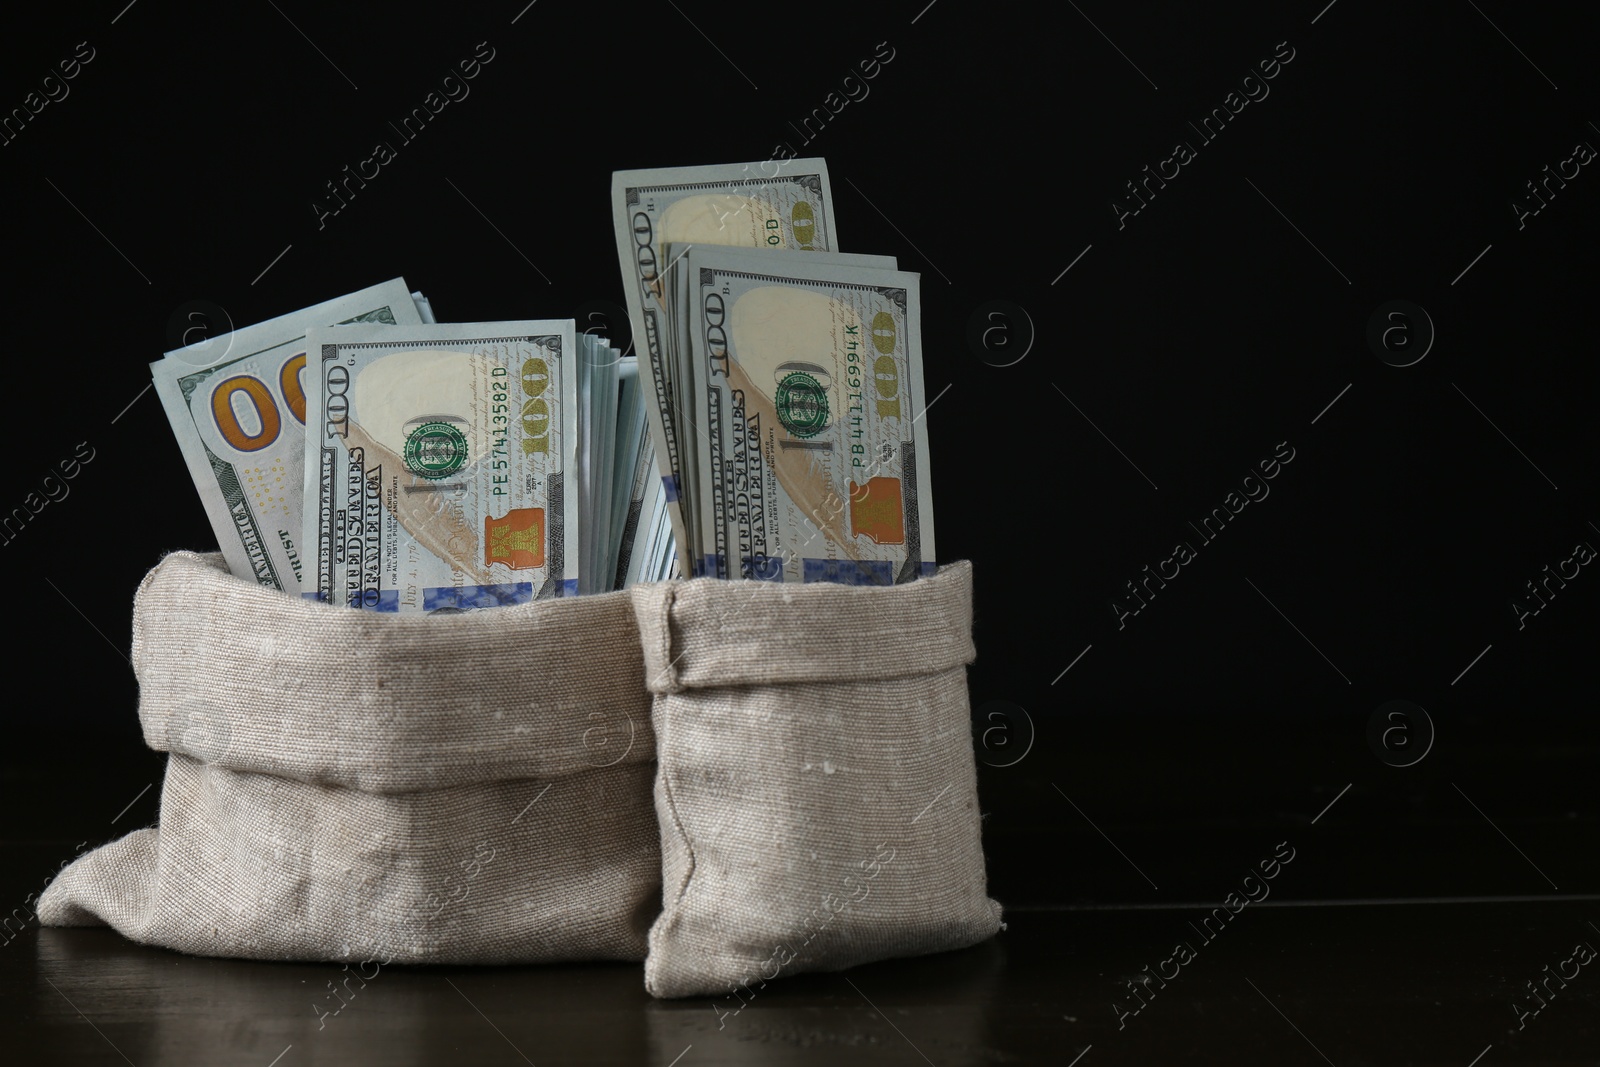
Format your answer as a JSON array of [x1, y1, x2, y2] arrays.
[[38, 551, 660, 964], [630, 561, 1003, 999]]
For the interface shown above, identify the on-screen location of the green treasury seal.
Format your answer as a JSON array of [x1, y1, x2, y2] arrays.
[[403, 421, 469, 479], [775, 371, 829, 439]]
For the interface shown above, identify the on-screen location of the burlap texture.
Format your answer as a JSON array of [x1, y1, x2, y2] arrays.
[[38, 551, 660, 964], [630, 561, 1003, 998]]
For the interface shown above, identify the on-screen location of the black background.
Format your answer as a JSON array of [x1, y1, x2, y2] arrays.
[[3, 0, 1596, 961]]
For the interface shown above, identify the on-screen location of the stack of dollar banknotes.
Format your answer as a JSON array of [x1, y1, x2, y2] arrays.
[[153, 159, 934, 613]]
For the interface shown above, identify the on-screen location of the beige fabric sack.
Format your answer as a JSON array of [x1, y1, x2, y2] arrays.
[[630, 561, 1003, 999], [38, 551, 660, 964]]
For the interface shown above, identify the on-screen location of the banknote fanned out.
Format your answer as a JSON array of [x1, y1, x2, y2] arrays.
[[685, 246, 935, 585], [151, 279, 426, 595], [610, 159, 841, 573], [301, 322, 579, 612], [575, 333, 628, 594]]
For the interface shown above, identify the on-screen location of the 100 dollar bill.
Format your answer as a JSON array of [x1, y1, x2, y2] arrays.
[[152, 279, 425, 594], [302, 321, 579, 611], [687, 246, 935, 584], [611, 159, 840, 572]]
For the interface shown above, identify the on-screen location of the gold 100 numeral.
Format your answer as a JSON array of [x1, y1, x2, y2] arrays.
[[869, 312, 901, 420], [520, 356, 550, 454]]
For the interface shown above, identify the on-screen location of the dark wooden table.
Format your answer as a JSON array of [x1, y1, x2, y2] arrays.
[[7, 848, 1596, 1067]]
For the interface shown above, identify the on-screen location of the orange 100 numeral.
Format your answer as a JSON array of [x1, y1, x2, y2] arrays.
[[209, 352, 308, 452], [280, 353, 307, 423]]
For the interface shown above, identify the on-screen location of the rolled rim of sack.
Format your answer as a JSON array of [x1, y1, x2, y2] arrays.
[[132, 550, 655, 794], [633, 560, 974, 693]]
